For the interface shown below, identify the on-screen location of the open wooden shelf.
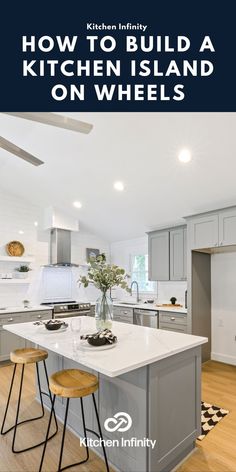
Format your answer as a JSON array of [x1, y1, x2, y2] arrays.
[[0, 256, 34, 263], [0, 279, 31, 284]]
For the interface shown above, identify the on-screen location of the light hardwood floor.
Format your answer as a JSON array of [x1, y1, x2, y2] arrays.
[[177, 361, 236, 472], [0, 361, 235, 472]]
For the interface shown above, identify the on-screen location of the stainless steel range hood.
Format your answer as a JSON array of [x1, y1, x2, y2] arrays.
[[48, 228, 78, 267]]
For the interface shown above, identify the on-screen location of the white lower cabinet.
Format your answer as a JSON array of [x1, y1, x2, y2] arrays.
[[0, 310, 52, 361]]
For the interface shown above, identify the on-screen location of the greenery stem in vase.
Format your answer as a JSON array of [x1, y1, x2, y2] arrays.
[[78, 253, 130, 330]]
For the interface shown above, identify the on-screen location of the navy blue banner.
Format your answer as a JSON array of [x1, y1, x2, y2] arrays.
[[0, 1, 235, 111]]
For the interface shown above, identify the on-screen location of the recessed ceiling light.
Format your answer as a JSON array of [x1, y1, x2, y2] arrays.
[[34, 221, 38, 227], [114, 181, 125, 191], [73, 201, 82, 209], [178, 149, 192, 163], [18, 230, 24, 235]]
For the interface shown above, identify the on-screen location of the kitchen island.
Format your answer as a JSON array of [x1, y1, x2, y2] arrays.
[[4, 317, 207, 472]]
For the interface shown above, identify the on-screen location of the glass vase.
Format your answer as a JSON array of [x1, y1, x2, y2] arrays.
[[95, 292, 113, 331]]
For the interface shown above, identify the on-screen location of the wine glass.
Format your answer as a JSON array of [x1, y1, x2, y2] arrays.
[[71, 317, 82, 353]]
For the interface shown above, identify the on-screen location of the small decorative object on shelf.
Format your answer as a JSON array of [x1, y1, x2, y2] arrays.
[[79, 253, 130, 330], [6, 241, 25, 257], [23, 299, 30, 308], [15, 265, 31, 279], [170, 297, 177, 305]]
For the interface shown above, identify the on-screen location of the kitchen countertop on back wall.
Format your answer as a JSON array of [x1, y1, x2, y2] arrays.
[[91, 301, 187, 313], [0, 305, 53, 315]]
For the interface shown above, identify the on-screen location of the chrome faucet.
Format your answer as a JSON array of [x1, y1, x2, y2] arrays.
[[131, 280, 140, 303]]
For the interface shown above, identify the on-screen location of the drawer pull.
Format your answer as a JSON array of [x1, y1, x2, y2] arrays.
[[37, 315, 42, 319], [123, 311, 128, 315], [171, 317, 175, 321], [8, 318, 13, 322]]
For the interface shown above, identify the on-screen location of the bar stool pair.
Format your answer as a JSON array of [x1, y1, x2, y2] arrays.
[[1, 347, 110, 472]]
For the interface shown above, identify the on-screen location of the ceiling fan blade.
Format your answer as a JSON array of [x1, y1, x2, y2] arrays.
[[0, 136, 44, 166], [4, 112, 93, 134]]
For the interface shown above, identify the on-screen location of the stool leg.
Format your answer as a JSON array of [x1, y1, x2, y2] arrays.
[[1, 363, 17, 435], [39, 394, 56, 472], [80, 398, 89, 461], [57, 397, 90, 472], [58, 398, 70, 472], [92, 393, 110, 472], [36, 362, 45, 418], [43, 360, 58, 434], [1, 361, 58, 454], [12, 364, 25, 453]]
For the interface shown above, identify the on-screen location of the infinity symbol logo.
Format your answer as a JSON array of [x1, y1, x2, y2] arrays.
[[104, 412, 132, 432]]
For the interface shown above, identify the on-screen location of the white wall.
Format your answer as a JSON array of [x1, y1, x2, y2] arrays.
[[0, 190, 109, 307], [211, 252, 236, 365], [110, 236, 187, 304]]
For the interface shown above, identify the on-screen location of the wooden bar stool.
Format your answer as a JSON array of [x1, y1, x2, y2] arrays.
[[39, 368, 110, 472], [1, 347, 58, 453]]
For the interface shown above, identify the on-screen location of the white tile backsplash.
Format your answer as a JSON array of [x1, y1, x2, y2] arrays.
[[157, 281, 187, 305]]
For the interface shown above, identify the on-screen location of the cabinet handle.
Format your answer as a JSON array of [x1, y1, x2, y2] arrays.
[[123, 311, 128, 315], [7, 318, 13, 322], [37, 315, 42, 319], [171, 317, 175, 321]]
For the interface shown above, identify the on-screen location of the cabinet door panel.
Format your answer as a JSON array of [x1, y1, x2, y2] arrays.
[[190, 214, 218, 249], [183, 227, 187, 279], [219, 209, 236, 246], [148, 231, 169, 281], [170, 229, 185, 280], [159, 323, 187, 333]]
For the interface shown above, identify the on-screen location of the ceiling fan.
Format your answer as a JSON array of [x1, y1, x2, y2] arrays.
[[0, 112, 93, 166]]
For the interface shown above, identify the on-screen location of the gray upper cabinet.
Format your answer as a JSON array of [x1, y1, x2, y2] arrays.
[[148, 231, 169, 281], [189, 214, 218, 249], [188, 207, 236, 250], [170, 227, 186, 281], [219, 208, 236, 246], [183, 227, 187, 278], [148, 226, 187, 281]]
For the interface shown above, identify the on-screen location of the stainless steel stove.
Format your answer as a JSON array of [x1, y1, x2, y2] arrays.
[[41, 301, 91, 319]]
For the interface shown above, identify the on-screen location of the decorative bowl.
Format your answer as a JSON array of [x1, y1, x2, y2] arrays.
[[44, 319, 64, 331]]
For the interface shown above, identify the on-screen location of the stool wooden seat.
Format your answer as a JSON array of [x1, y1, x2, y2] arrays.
[[49, 369, 98, 398], [10, 347, 48, 365]]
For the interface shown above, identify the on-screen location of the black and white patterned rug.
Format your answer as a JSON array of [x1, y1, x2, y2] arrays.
[[197, 401, 229, 441]]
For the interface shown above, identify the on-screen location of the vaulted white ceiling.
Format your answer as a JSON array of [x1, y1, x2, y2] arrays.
[[0, 112, 235, 241]]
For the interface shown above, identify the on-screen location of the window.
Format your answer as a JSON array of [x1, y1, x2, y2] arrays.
[[130, 254, 156, 293]]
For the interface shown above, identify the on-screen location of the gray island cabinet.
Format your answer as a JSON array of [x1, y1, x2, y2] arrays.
[[4, 317, 206, 472]]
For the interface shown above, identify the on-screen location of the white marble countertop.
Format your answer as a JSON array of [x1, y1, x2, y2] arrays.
[[4, 316, 206, 377], [0, 305, 53, 315]]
